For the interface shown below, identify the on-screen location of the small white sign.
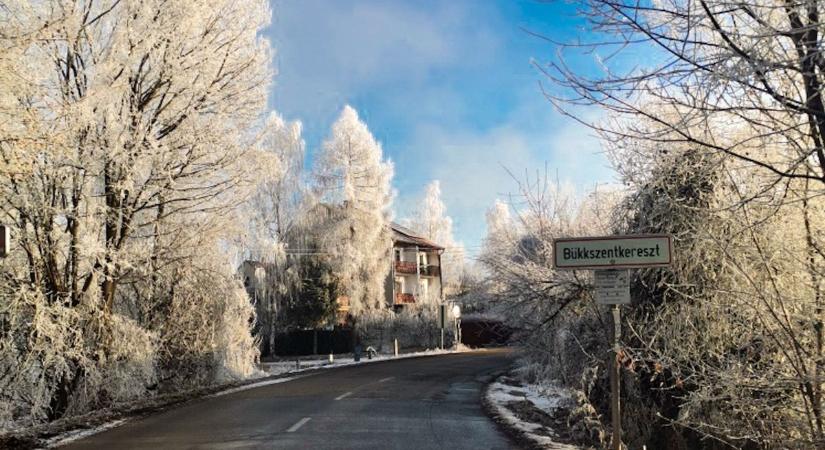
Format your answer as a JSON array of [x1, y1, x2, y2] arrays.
[[554, 234, 672, 270], [594, 269, 630, 305]]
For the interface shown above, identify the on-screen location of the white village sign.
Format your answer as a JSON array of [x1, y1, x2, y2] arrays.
[[553, 234, 672, 270], [553, 234, 673, 450]]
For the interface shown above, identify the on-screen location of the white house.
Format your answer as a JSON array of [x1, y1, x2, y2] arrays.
[[385, 222, 444, 309]]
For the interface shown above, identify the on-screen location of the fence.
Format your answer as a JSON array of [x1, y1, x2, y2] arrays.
[[270, 329, 354, 356]]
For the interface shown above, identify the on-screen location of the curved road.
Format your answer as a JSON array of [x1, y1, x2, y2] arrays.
[[63, 349, 517, 450]]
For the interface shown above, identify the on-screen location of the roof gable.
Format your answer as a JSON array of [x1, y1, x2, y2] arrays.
[[390, 222, 444, 250]]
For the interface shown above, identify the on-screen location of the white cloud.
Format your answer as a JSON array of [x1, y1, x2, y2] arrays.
[[394, 105, 616, 253]]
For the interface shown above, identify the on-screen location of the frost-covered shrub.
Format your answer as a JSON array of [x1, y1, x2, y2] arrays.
[[213, 285, 262, 382], [0, 286, 157, 428], [0, 287, 91, 426], [153, 247, 260, 389], [614, 144, 825, 449]]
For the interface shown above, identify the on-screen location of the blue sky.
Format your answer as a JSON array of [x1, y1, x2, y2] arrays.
[[267, 0, 617, 255]]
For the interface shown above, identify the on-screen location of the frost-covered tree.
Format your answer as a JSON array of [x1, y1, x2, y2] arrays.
[[479, 172, 620, 347], [311, 105, 394, 313], [237, 112, 306, 353], [0, 0, 270, 426], [246, 112, 307, 259], [404, 180, 465, 297], [537, 0, 825, 446], [606, 122, 825, 449], [546, 0, 825, 192], [477, 174, 624, 448]]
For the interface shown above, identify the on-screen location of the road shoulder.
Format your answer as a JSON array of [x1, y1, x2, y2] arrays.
[[482, 372, 602, 450]]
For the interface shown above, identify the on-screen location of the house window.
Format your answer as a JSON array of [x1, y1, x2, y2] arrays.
[[418, 279, 428, 300], [419, 252, 428, 266]]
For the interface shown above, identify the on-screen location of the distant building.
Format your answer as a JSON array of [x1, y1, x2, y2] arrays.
[[241, 218, 447, 334], [386, 222, 445, 309]]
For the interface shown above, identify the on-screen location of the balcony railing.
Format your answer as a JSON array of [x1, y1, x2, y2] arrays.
[[394, 293, 416, 305], [419, 265, 440, 277], [394, 261, 441, 277], [395, 261, 417, 274]]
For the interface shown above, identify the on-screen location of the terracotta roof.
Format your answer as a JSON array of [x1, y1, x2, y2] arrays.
[[390, 222, 444, 250]]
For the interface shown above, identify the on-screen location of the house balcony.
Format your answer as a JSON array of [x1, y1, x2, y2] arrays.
[[394, 261, 441, 277], [419, 265, 440, 277], [394, 293, 416, 305], [394, 261, 418, 274]]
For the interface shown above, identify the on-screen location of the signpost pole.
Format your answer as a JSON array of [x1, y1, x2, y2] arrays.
[[610, 304, 622, 450], [552, 234, 672, 450]]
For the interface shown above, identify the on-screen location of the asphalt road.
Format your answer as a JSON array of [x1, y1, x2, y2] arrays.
[[62, 349, 518, 450]]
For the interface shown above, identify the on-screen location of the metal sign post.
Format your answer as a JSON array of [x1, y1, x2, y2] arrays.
[[554, 234, 673, 450], [438, 304, 447, 349], [594, 269, 629, 450]]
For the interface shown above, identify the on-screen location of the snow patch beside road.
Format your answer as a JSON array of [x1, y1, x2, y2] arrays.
[[209, 375, 305, 398], [45, 419, 126, 448], [485, 375, 586, 449], [259, 346, 465, 376]]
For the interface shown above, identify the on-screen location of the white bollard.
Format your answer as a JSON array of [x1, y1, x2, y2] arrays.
[[394, 338, 399, 357], [329, 353, 334, 364]]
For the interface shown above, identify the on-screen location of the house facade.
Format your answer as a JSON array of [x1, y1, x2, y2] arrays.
[[385, 223, 445, 308]]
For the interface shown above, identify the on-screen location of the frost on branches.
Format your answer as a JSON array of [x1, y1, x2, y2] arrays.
[[478, 175, 622, 403], [0, 0, 270, 429], [482, 130, 825, 448], [602, 122, 825, 449], [310, 105, 394, 315], [531, 0, 825, 446], [237, 112, 307, 355]]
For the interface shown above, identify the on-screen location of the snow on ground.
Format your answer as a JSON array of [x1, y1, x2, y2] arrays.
[[209, 375, 305, 398], [486, 375, 583, 450], [45, 420, 127, 448], [259, 346, 462, 376]]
